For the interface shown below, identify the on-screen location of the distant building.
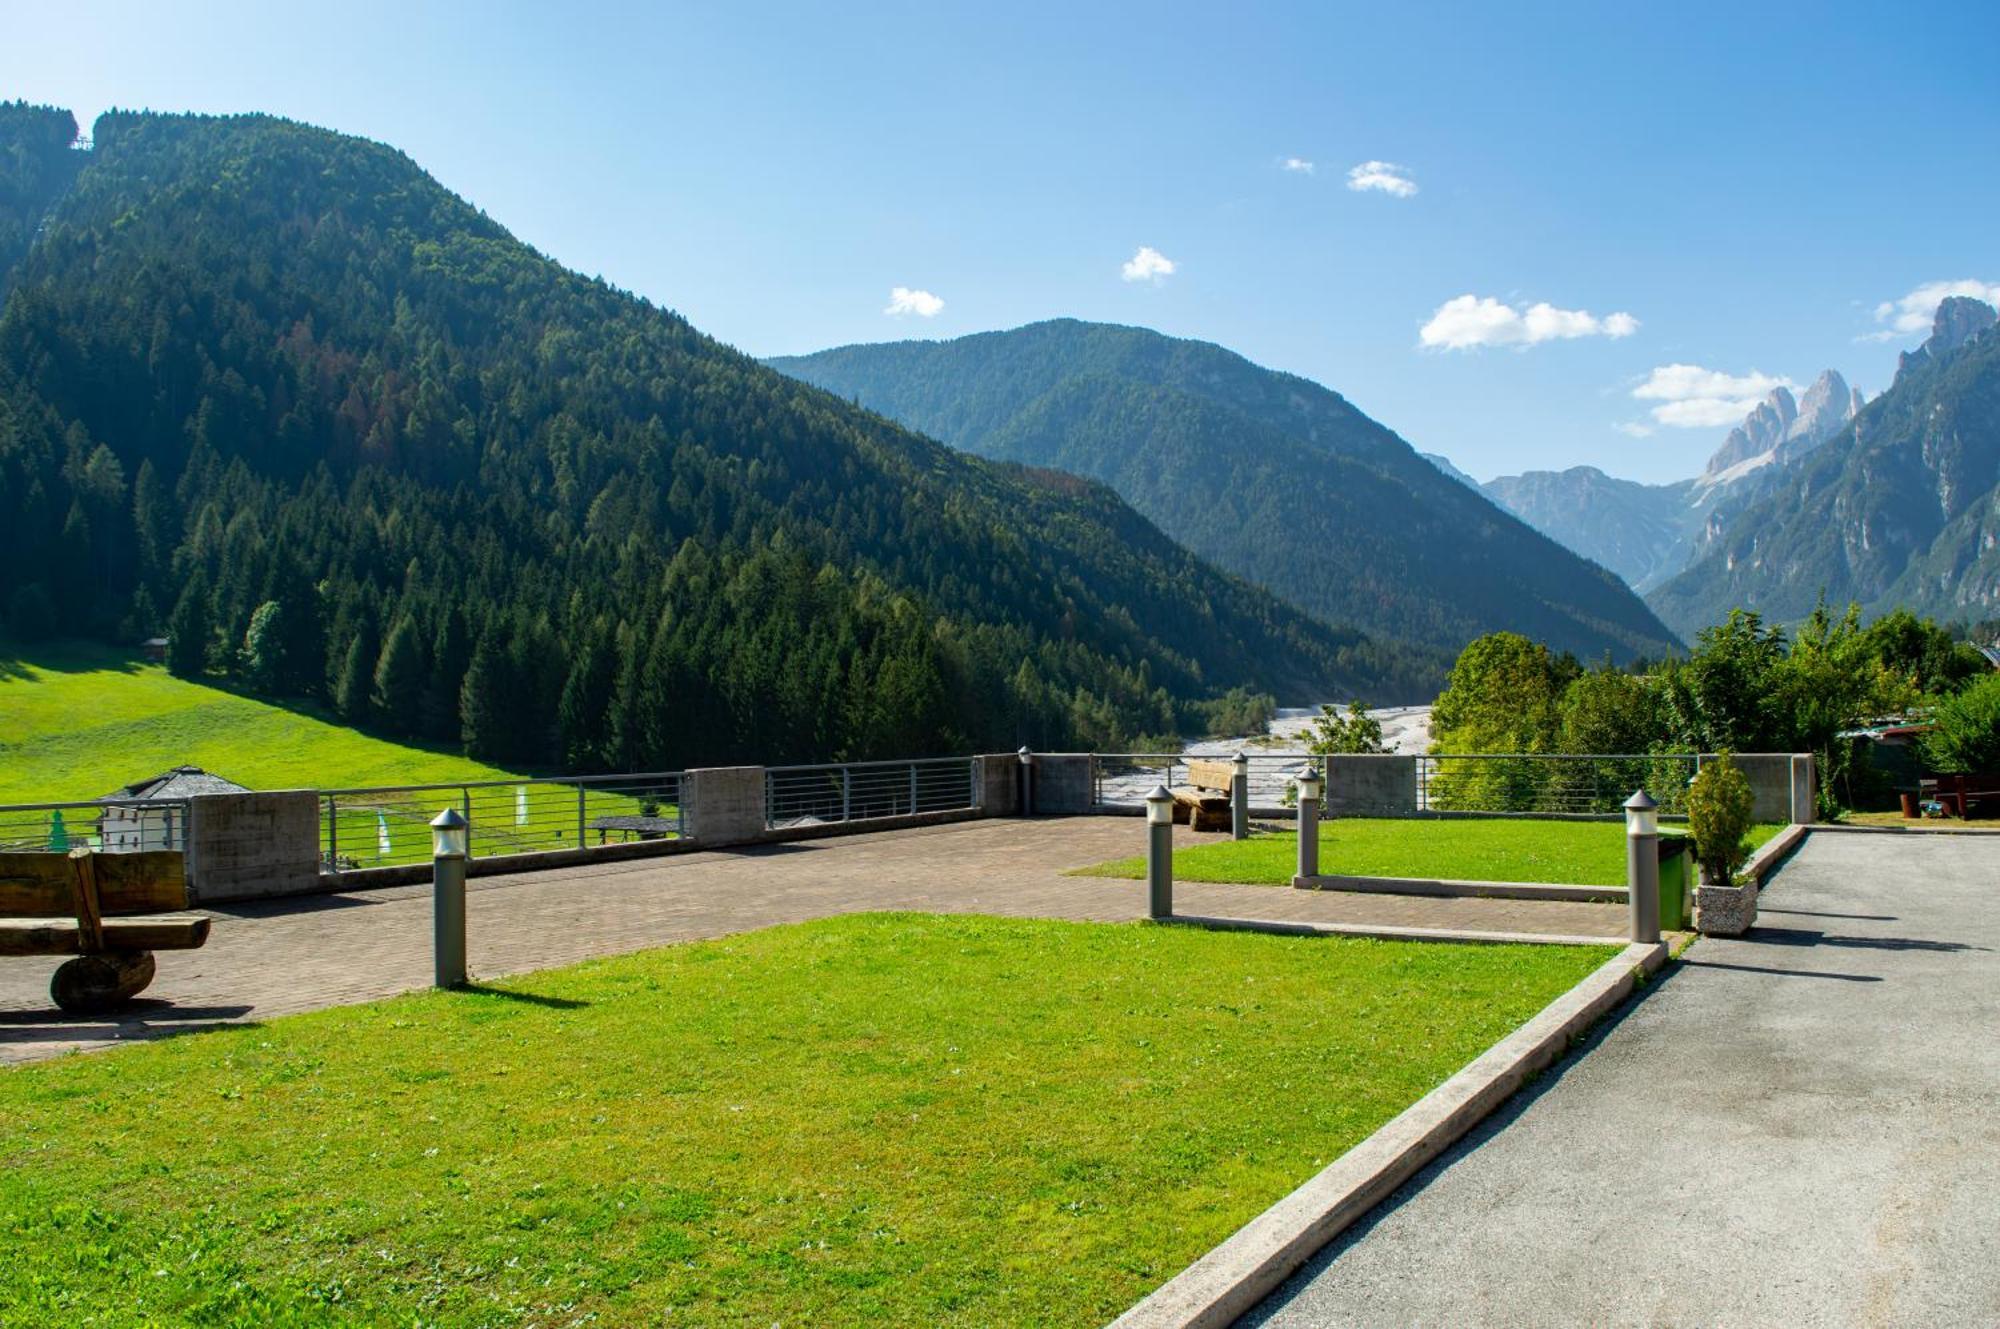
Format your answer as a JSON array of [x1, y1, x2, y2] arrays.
[[142, 636, 170, 663], [96, 766, 249, 851]]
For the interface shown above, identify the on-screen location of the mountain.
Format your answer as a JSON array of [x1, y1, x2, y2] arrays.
[[770, 322, 1681, 663], [0, 107, 1436, 774], [1475, 369, 1864, 593], [1420, 452, 1481, 489], [1649, 299, 2000, 635], [1480, 467, 1693, 592]]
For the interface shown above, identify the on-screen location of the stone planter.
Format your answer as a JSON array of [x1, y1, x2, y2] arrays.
[[1694, 869, 1757, 937]]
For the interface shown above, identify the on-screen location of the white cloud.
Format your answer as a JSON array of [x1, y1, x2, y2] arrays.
[[884, 286, 944, 318], [1863, 278, 2000, 341], [1121, 246, 1177, 283], [1613, 421, 1655, 439], [1629, 363, 1794, 428], [1346, 160, 1417, 197], [1418, 294, 1640, 351], [1280, 156, 1315, 174]]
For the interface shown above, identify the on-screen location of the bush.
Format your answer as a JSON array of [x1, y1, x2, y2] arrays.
[[1686, 752, 1755, 884], [1921, 672, 2000, 775]]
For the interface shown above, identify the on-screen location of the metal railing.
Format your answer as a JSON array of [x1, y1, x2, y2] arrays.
[[1092, 752, 1322, 810], [0, 798, 193, 853], [765, 758, 981, 830], [319, 771, 687, 872], [1417, 753, 1700, 816]]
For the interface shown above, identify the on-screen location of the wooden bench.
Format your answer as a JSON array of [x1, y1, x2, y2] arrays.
[[0, 849, 210, 1013], [1170, 759, 1238, 832], [1920, 773, 2000, 819]]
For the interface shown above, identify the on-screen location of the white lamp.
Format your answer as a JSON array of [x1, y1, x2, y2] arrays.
[[1145, 784, 1175, 825], [1295, 764, 1323, 803], [430, 806, 469, 858], [1623, 789, 1658, 839]]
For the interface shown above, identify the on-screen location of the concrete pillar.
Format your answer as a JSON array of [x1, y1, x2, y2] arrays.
[[1790, 754, 1815, 824], [430, 807, 468, 988], [683, 766, 768, 846], [1624, 789, 1661, 944], [1295, 765, 1321, 882], [1146, 784, 1174, 920], [1231, 750, 1249, 841]]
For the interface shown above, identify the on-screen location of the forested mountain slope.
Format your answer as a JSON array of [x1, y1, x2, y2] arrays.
[[1650, 299, 2000, 635], [0, 107, 1437, 772], [771, 321, 1681, 662]]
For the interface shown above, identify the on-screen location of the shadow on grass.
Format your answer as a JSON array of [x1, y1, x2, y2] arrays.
[[457, 984, 589, 1010], [0, 637, 151, 681]]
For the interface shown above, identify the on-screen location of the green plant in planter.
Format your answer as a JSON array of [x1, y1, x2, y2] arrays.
[[1921, 672, 2000, 775], [1687, 752, 1755, 884]]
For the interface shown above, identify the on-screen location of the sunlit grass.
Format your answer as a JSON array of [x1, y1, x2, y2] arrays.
[[0, 913, 1612, 1326], [1075, 817, 1787, 886]]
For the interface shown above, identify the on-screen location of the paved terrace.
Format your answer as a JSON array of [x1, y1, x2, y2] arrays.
[[1247, 830, 2000, 1328], [0, 817, 1626, 1064]]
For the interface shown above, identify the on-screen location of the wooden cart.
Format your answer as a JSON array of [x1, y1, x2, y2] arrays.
[[0, 848, 210, 1013]]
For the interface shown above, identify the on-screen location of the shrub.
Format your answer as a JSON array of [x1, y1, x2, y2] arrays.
[[1686, 752, 1755, 884], [1921, 672, 2000, 775]]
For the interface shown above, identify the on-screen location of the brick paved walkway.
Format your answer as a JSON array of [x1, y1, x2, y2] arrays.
[[1, 818, 1625, 1064]]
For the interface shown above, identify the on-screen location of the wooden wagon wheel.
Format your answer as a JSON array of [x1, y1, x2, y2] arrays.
[[50, 950, 158, 1014]]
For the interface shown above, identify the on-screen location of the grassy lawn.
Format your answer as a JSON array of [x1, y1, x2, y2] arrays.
[[0, 639, 535, 804], [1074, 818, 1789, 887], [0, 641, 682, 866], [0, 914, 1613, 1326]]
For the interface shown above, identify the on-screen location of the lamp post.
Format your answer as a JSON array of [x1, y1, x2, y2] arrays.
[[1624, 789, 1660, 944], [1294, 763, 1323, 882], [430, 807, 469, 988], [1231, 750, 1250, 841], [1017, 746, 1034, 818], [1145, 784, 1175, 920]]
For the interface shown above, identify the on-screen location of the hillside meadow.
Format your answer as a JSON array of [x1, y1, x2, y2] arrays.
[[0, 639, 533, 806]]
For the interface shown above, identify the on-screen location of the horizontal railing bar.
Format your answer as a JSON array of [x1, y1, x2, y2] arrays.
[[320, 771, 686, 797]]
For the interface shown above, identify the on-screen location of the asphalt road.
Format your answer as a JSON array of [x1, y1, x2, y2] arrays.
[[1245, 829, 2000, 1328]]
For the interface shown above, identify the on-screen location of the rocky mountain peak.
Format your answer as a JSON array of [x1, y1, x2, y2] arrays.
[[1897, 297, 1998, 384], [1701, 386, 1797, 479]]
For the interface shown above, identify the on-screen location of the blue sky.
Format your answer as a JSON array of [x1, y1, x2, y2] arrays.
[[5, 0, 1996, 483]]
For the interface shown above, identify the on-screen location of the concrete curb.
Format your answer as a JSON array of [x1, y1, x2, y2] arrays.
[[1107, 939, 1667, 1329], [1741, 822, 1809, 886], [1289, 873, 1622, 904], [1168, 914, 1623, 949]]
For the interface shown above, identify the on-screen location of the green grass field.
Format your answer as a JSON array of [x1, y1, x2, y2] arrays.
[[1075, 818, 1788, 887], [0, 641, 680, 865], [0, 640, 535, 804], [0, 914, 1612, 1327]]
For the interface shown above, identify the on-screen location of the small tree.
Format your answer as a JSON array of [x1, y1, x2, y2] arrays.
[[1686, 752, 1755, 884], [1921, 672, 2000, 775], [1306, 701, 1384, 755]]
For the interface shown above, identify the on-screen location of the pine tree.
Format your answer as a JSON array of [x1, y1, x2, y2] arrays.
[[333, 628, 375, 723], [556, 630, 616, 771], [164, 571, 212, 678], [372, 616, 427, 736]]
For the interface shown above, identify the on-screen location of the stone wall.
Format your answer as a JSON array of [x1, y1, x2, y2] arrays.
[[1029, 754, 1096, 815], [976, 754, 1022, 816], [683, 766, 768, 845], [1324, 755, 1418, 816], [184, 790, 321, 903]]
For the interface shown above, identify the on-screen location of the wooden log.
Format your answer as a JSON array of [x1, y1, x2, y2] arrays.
[[50, 950, 157, 1013], [0, 913, 210, 957], [1170, 786, 1232, 833], [0, 851, 188, 917]]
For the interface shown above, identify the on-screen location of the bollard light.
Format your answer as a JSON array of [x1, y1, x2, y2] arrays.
[[1145, 783, 1175, 824], [1294, 764, 1323, 805], [430, 806, 469, 858], [1623, 789, 1658, 839], [1232, 750, 1249, 774], [1145, 784, 1175, 920]]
